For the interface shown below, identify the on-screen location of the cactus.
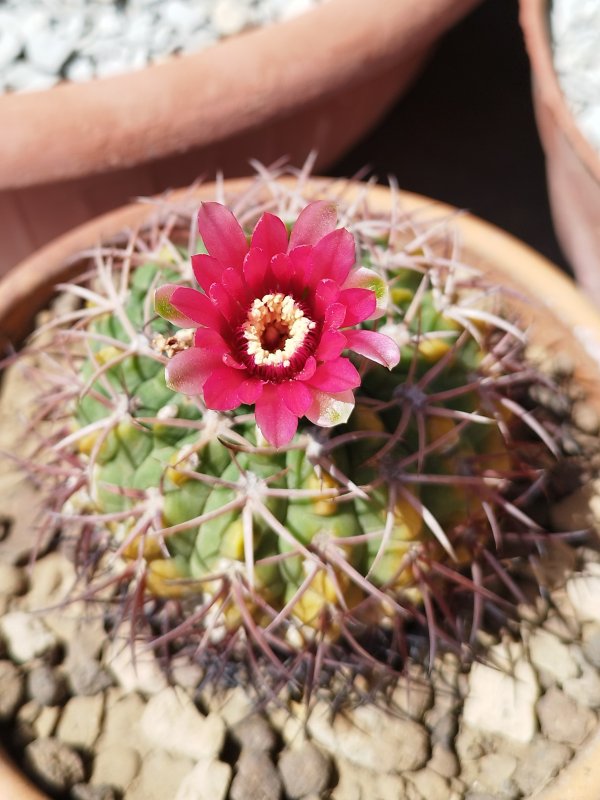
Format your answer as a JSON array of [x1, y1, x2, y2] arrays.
[[21, 171, 563, 696]]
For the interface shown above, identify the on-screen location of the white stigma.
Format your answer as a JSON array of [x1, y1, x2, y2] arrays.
[[242, 293, 315, 367]]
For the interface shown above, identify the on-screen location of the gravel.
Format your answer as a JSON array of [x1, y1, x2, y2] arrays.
[[552, 0, 600, 152], [0, 0, 323, 94]]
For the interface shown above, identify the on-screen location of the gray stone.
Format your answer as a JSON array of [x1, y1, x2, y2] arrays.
[[27, 664, 68, 706], [230, 751, 283, 800], [140, 686, 225, 761], [537, 686, 597, 745], [232, 714, 277, 753], [0, 611, 58, 663], [0, 660, 24, 720], [278, 742, 331, 798], [66, 656, 114, 696], [174, 759, 232, 800], [24, 737, 86, 794]]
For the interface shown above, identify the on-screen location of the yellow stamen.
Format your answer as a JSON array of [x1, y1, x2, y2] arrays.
[[243, 293, 315, 367]]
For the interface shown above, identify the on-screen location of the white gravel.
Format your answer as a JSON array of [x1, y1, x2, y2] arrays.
[[551, 0, 600, 152], [0, 0, 323, 94]]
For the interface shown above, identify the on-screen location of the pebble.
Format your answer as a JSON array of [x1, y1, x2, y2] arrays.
[[462, 644, 539, 743], [406, 767, 452, 800], [232, 713, 278, 753], [472, 752, 518, 799], [105, 631, 168, 694], [537, 686, 597, 745], [307, 702, 429, 772], [175, 759, 232, 800], [229, 750, 283, 800], [512, 738, 572, 796], [428, 743, 460, 779], [393, 667, 434, 720], [33, 705, 60, 739], [566, 565, 600, 623], [65, 655, 114, 696], [0, 0, 323, 93], [27, 664, 68, 706], [91, 743, 141, 792], [126, 749, 195, 800], [278, 742, 331, 798], [140, 686, 226, 761], [528, 629, 579, 685], [24, 737, 86, 794], [0, 610, 58, 663], [72, 785, 119, 800], [582, 622, 600, 667], [0, 562, 27, 596], [0, 659, 24, 720], [56, 694, 104, 750]]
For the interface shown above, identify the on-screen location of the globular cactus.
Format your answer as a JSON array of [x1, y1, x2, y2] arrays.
[[22, 172, 562, 696]]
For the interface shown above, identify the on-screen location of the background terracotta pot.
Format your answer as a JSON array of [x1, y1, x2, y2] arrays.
[[520, 0, 600, 305], [2, 177, 600, 798], [0, 0, 480, 279]]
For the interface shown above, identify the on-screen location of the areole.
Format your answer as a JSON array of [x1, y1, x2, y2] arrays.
[[1, 177, 600, 798]]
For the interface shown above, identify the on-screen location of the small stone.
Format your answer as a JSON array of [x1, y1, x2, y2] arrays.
[[25, 738, 85, 794], [278, 742, 331, 798], [230, 751, 283, 800], [406, 767, 451, 800], [332, 757, 406, 800], [0, 562, 27, 596], [205, 686, 254, 727], [537, 686, 597, 745], [0, 611, 58, 663], [512, 738, 572, 795], [0, 15, 22, 71], [91, 744, 141, 792], [567, 567, 600, 623], [105, 632, 168, 695], [65, 56, 96, 83], [0, 660, 24, 720], [473, 753, 518, 799], [232, 714, 277, 753], [26, 29, 77, 74], [141, 686, 225, 761], [212, 0, 253, 37], [126, 750, 195, 800], [528, 629, 579, 685], [428, 743, 459, 779], [392, 668, 434, 720], [174, 759, 232, 800], [57, 694, 104, 750], [572, 400, 599, 433], [462, 644, 539, 743], [23, 552, 77, 611], [27, 664, 68, 706], [307, 702, 429, 772], [33, 705, 60, 739], [71, 785, 118, 800], [582, 622, 600, 667], [97, 689, 145, 746], [66, 656, 114, 696], [563, 651, 600, 708]]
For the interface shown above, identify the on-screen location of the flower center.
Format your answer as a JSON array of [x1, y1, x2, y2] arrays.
[[242, 293, 316, 368]]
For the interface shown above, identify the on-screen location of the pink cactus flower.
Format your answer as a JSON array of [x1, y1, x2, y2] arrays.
[[155, 200, 400, 447]]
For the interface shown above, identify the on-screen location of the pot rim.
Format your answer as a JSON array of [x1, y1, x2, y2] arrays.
[[1, 176, 600, 799], [0, 0, 479, 190], [519, 0, 600, 185]]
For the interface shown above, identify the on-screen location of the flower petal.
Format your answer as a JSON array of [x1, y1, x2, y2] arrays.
[[238, 378, 264, 404], [314, 279, 341, 319], [344, 329, 400, 369], [305, 389, 355, 428], [295, 356, 317, 381], [243, 248, 270, 295], [315, 330, 347, 362], [342, 266, 389, 319], [339, 288, 377, 326], [198, 202, 248, 268], [170, 286, 223, 330], [288, 201, 337, 250], [255, 384, 299, 447], [270, 253, 293, 292], [323, 302, 346, 331], [191, 253, 223, 294], [165, 348, 221, 394], [155, 284, 200, 328], [306, 357, 361, 393], [193, 327, 229, 354], [251, 212, 289, 258], [209, 282, 241, 321], [221, 267, 247, 304], [202, 365, 248, 411], [308, 228, 356, 286], [280, 380, 313, 417]]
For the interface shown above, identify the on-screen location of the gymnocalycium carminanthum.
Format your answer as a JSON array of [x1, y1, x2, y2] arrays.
[[21, 170, 565, 699]]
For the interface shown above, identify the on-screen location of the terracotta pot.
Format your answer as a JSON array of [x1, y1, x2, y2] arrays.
[[520, 0, 600, 305], [1, 177, 600, 798], [0, 0, 480, 279]]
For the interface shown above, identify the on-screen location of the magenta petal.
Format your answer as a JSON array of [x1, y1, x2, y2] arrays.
[[288, 201, 337, 250], [308, 228, 356, 286], [155, 284, 200, 328], [339, 288, 377, 326], [251, 212, 288, 258], [191, 253, 223, 294], [314, 279, 341, 319], [280, 380, 313, 417], [243, 248, 270, 295], [344, 329, 401, 369], [165, 348, 221, 394], [306, 358, 361, 393], [223, 353, 246, 369], [288, 245, 311, 291], [197, 202, 248, 268], [209, 282, 240, 321], [315, 330, 347, 362], [270, 253, 293, 292], [193, 327, 229, 354], [255, 384, 299, 448], [221, 267, 247, 303], [238, 378, 264, 404], [295, 356, 317, 381], [170, 286, 223, 330], [323, 302, 346, 331], [202, 366, 247, 411]]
